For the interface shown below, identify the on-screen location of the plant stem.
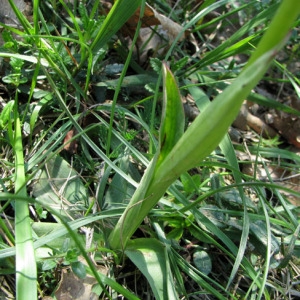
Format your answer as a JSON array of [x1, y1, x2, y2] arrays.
[[13, 93, 37, 299]]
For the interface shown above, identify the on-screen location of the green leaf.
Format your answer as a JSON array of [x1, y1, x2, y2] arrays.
[[157, 63, 185, 167], [104, 154, 141, 209], [0, 100, 14, 130], [193, 250, 212, 275], [0, 53, 49, 67], [126, 238, 178, 300], [32, 154, 88, 222], [109, 1, 300, 250], [153, 47, 279, 187], [249, 221, 280, 255], [12, 101, 37, 299], [90, 0, 142, 58], [166, 227, 183, 241], [71, 261, 87, 279], [30, 92, 53, 136], [42, 260, 57, 271], [65, 249, 79, 264]]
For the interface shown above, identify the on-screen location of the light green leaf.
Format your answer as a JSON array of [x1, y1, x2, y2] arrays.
[[0, 53, 49, 66], [153, 48, 279, 187], [30, 92, 53, 136], [126, 238, 178, 300], [42, 259, 57, 271], [157, 63, 185, 167], [0, 100, 14, 130]]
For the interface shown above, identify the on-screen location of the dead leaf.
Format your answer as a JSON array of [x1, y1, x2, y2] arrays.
[[124, 3, 188, 41], [55, 256, 108, 300], [63, 128, 78, 154], [266, 110, 300, 148], [55, 268, 98, 300]]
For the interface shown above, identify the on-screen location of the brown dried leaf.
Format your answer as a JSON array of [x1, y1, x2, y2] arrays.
[[268, 112, 300, 148], [55, 260, 108, 300], [124, 3, 188, 41], [63, 128, 78, 154]]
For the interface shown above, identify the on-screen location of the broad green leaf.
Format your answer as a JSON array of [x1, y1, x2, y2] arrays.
[[108, 63, 184, 249], [109, 1, 300, 251], [0, 100, 14, 130], [32, 154, 88, 222], [152, 48, 279, 187], [71, 261, 87, 279], [109, 48, 283, 251], [157, 63, 185, 167], [126, 238, 178, 300], [108, 153, 159, 249], [104, 154, 140, 209], [166, 227, 184, 240], [249, 221, 280, 255]]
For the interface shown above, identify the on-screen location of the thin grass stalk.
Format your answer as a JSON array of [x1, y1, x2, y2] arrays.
[[33, 0, 39, 35], [219, 136, 250, 291], [0, 217, 15, 245], [12, 94, 37, 299], [74, 0, 142, 73], [40, 65, 138, 188], [6, 0, 32, 35], [246, 0, 300, 69], [106, 0, 146, 156], [256, 186, 272, 299]]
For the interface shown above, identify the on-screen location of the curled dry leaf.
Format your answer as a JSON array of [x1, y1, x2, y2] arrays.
[[63, 128, 78, 154], [121, 3, 192, 65], [125, 3, 189, 41], [54, 268, 98, 300], [55, 257, 108, 300]]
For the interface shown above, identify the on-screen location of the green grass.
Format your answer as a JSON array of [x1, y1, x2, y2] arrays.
[[0, 0, 300, 299]]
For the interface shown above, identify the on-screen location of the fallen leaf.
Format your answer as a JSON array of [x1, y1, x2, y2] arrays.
[[63, 128, 78, 154], [54, 268, 98, 300], [267, 110, 300, 148], [55, 257, 108, 300], [124, 3, 189, 41]]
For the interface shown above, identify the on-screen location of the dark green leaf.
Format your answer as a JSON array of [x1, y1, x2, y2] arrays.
[[71, 261, 86, 279]]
